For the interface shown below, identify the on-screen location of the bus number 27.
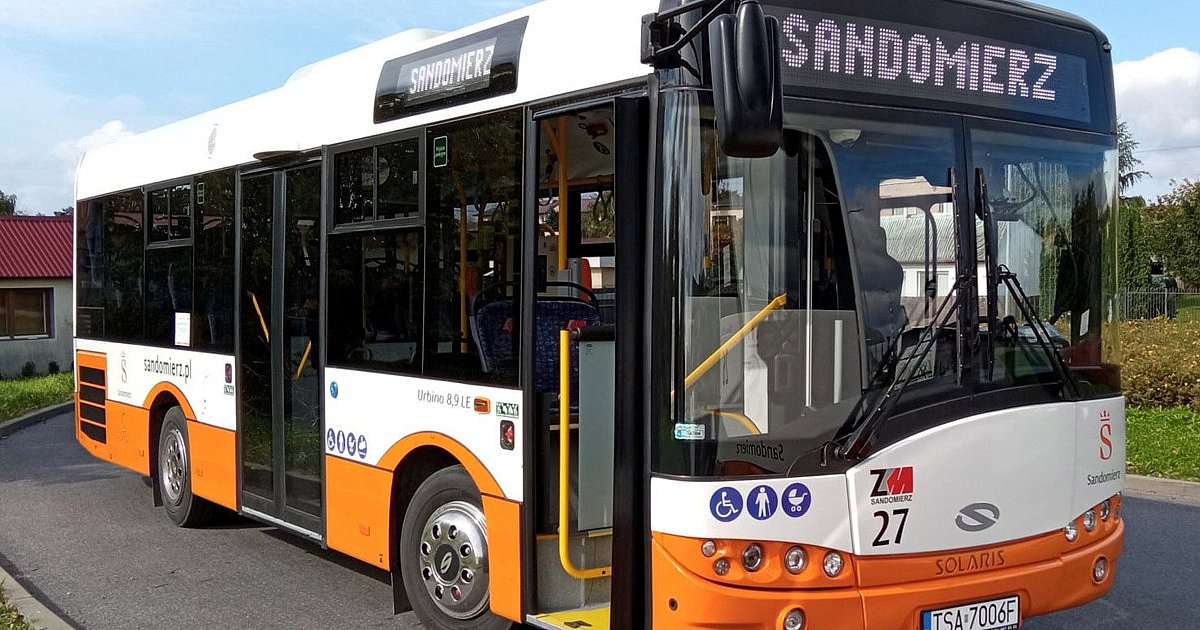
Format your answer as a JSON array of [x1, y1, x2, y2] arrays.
[[872, 508, 910, 547]]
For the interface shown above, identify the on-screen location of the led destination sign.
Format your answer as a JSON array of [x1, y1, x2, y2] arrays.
[[375, 18, 527, 124], [401, 39, 498, 108], [764, 8, 1092, 123]]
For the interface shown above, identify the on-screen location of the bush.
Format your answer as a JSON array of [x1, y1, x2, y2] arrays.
[[48, 361, 60, 375], [19, 362, 36, 379], [1120, 319, 1200, 409], [0, 373, 74, 422]]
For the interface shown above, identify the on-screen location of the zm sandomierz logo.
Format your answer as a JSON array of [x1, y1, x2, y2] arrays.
[[955, 502, 1001, 532]]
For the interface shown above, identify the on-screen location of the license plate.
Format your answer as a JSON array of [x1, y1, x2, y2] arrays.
[[921, 595, 1020, 630]]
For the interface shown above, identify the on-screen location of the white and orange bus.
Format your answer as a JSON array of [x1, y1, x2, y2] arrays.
[[73, 0, 1126, 628]]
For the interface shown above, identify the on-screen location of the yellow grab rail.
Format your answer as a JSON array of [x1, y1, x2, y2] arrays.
[[558, 329, 612, 580], [293, 341, 313, 382], [684, 293, 788, 389], [247, 291, 270, 342]]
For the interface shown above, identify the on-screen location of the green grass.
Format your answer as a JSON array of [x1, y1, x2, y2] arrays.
[[0, 583, 35, 630], [0, 373, 74, 424], [1126, 406, 1200, 482]]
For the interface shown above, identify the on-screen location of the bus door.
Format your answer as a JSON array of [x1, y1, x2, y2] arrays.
[[237, 162, 325, 536], [525, 97, 648, 628]]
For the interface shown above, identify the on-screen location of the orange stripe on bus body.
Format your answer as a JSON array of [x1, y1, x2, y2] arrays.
[[104, 399, 152, 475], [325, 435, 521, 622], [325, 455, 394, 569], [651, 520, 1123, 630], [481, 494, 522, 622], [186, 421, 237, 510], [374, 431, 504, 497], [140, 381, 198, 421]]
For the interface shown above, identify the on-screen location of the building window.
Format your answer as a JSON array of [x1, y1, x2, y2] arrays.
[[0, 288, 52, 339]]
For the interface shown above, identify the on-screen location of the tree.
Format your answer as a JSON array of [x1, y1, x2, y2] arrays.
[[1144, 180, 1200, 289], [1118, 119, 1149, 196], [1118, 195, 1152, 295], [1116, 120, 1152, 294], [55, 206, 74, 217], [0, 189, 15, 216]]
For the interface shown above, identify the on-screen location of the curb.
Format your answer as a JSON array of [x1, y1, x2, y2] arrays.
[[0, 402, 73, 440], [1125, 474, 1200, 507], [0, 563, 75, 630]]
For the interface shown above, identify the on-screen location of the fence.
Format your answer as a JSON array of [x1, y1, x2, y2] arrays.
[[1121, 290, 1200, 321]]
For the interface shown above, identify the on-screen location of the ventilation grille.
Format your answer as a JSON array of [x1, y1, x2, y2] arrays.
[[77, 360, 107, 444]]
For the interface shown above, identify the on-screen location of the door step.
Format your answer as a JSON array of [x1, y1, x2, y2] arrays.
[[527, 605, 610, 630]]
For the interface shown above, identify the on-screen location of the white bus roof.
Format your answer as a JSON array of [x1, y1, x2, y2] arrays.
[[77, 0, 657, 201]]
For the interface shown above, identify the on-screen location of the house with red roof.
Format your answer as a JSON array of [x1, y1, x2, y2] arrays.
[[0, 215, 74, 377]]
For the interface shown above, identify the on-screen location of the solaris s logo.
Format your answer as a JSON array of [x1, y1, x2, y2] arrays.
[[955, 503, 1000, 533], [120, 352, 128, 383]]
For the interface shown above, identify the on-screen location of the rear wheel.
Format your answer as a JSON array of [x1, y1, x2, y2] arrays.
[[158, 407, 217, 527], [400, 465, 512, 630]]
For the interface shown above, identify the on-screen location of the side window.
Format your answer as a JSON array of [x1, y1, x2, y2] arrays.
[[335, 139, 419, 225], [149, 183, 192, 243], [193, 170, 236, 352], [328, 229, 423, 373], [76, 199, 106, 338], [105, 191, 144, 342], [425, 111, 523, 384], [145, 182, 194, 347]]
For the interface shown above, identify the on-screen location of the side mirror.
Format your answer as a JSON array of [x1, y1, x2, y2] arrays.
[[707, 1, 783, 158]]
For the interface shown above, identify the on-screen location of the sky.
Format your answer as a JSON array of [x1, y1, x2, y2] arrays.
[[0, 0, 1196, 214]]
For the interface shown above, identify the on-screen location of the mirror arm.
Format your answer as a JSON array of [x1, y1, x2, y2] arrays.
[[642, 0, 736, 67]]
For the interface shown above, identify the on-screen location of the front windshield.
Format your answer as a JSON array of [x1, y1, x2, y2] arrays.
[[972, 128, 1119, 395], [656, 91, 965, 477], [655, 92, 1119, 478]]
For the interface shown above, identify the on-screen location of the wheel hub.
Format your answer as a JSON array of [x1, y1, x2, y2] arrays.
[[160, 428, 187, 506], [418, 500, 489, 620]]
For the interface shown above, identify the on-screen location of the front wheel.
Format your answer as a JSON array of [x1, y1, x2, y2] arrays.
[[400, 465, 512, 630], [158, 407, 217, 527]]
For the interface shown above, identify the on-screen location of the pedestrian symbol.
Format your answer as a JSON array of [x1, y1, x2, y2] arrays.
[[781, 482, 812, 518], [709, 487, 743, 523], [749, 485, 778, 520]]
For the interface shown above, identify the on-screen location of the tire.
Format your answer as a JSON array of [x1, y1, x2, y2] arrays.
[[158, 407, 217, 527], [400, 465, 513, 630]]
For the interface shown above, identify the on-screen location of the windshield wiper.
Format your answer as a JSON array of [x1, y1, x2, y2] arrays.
[[833, 274, 970, 461], [996, 264, 1079, 400], [976, 168, 1000, 380], [975, 169, 1078, 399]]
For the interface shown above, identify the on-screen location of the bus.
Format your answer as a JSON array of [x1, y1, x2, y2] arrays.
[[72, 0, 1125, 628]]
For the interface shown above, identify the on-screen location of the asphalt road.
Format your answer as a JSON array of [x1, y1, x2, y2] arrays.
[[1, 412, 1198, 629]]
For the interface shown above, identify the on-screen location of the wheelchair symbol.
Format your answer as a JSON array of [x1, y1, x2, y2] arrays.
[[709, 487, 743, 523]]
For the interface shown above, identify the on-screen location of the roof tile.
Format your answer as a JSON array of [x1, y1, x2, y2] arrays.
[[0, 215, 74, 279]]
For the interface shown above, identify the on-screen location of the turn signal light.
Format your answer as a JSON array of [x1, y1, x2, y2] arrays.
[[822, 551, 844, 577], [784, 546, 807, 574]]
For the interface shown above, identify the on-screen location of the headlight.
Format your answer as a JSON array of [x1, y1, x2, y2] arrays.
[[1100, 500, 1111, 521], [1082, 509, 1097, 532], [1093, 557, 1109, 582], [784, 546, 807, 574], [742, 543, 764, 572], [822, 551, 844, 577], [783, 608, 806, 630], [1065, 521, 1078, 542], [701, 540, 717, 558], [713, 557, 730, 576]]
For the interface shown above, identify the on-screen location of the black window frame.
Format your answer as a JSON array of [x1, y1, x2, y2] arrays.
[[146, 179, 194, 245], [331, 132, 426, 231]]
